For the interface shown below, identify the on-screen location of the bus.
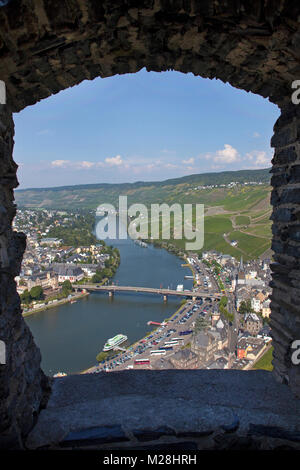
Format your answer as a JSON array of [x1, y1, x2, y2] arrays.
[[160, 346, 173, 350], [164, 341, 179, 346], [150, 349, 166, 356], [179, 330, 193, 336], [171, 337, 184, 342], [134, 358, 150, 365]]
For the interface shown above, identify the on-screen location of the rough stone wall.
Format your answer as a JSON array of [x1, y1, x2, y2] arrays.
[[0, 0, 299, 112], [0, 0, 299, 447], [0, 105, 50, 449], [270, 103, 300, 396]]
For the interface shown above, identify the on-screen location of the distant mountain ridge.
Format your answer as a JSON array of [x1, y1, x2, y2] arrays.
[[17, 168, 270, 193], [15, 167, 273, 260], [15, 167, 271, 210]]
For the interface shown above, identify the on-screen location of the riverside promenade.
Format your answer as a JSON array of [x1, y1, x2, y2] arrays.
[[22, 291, 89, 317]]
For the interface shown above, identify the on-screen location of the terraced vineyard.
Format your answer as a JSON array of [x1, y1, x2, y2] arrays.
[[172, 187, 272, 260], [15, 168, 272, 261], [197, 206, 272, 261]]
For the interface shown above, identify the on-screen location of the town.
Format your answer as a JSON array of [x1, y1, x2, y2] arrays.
[[13, 209, 120, 314], [86, 249, 272, 374], [14, 208, 272, 374]]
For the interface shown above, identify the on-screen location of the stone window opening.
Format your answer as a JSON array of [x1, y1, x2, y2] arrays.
[[0, 0, 300, 451]]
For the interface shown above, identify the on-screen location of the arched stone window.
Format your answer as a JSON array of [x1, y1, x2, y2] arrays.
[[0, 0, 299, 448]]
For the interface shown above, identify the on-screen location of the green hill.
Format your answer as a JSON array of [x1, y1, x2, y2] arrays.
[[15, 167, 272, 261], [16, 168, 270, 210]]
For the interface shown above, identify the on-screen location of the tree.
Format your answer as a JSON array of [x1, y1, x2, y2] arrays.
[[20, 289, 31, 305], [239, 299, 253, 314], [62, 280, 72, 291], [113, 248, 119, 257], [61, 280, 72, 297], [102, 268, 113, 278], [96, 351, 109, 363], [29, 285, 44, 301], [92, 272, 103, 283], [219, 296, 228, 308], [219, 305, 234, 323]]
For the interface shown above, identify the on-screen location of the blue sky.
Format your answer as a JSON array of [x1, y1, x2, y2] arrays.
[[14, 69, 280, 189]]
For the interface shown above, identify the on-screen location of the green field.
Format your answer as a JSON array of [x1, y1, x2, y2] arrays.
[[235, 215, 250, 226], [201, 233, 242, 258], [252, 215, 272, 225], [228, 230, 270, 258], [203, 215, 233, 233], [213, 187, 270, 212], [246, 223, 272, 238], [252, 347, 274, 371]]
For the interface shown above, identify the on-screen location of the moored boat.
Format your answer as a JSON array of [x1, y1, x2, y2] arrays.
[[103, 333, 128, 351]]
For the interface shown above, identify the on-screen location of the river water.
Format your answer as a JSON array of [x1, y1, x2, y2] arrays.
[[25, 229, 193, 376]]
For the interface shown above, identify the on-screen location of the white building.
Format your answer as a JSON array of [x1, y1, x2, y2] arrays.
[[251, 297, 261, 313]]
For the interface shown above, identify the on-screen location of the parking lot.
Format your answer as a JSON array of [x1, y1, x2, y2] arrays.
[[90, 298, 215, 373]]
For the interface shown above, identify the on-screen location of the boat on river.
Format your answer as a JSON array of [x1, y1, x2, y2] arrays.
[[103, 334, 128, 351], [134, 239, 148, 248]]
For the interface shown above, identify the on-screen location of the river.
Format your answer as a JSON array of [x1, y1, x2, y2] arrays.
[[25, 229, 193, 376]]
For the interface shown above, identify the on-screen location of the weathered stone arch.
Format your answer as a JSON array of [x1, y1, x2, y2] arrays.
[[0, 0, 300, 448], [0, 0, 298, 110]]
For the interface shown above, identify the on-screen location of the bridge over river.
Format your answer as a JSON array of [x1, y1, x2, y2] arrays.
[[74, 284, 221, 301]]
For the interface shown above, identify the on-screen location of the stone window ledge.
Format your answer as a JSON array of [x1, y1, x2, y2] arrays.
[[26, 370, 300, 450]]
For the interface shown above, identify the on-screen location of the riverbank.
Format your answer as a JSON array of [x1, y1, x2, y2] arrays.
[[80, 299, 189, 374], [182, 262, 196, 285], [25, 230, 194, 376], [22, 251, 119, 318], [143, 238, 186, 260], [22, 291, 89, 317]]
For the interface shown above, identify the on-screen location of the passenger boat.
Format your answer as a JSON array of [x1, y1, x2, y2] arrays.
[[103, 334, 128, 351]]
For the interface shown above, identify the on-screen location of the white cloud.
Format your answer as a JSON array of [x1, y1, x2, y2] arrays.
[[51, 155, 125, 170], [202, 144, 240, 165], [164, 163, 179, 169], [78, 161, 95, 169], [182, 157, 195, 165], [245, 150, 271, 167], [51, 160, 70, 167], [253, 132, 260, 138], [51, 159, 97, 170], [146, 163, 155, 170], [104, 155, 123, 166], [213, 144, 240, 164]]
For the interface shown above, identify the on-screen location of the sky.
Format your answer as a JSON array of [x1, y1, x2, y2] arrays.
[[13, 69, 280, 189]]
